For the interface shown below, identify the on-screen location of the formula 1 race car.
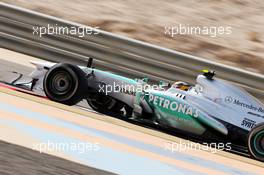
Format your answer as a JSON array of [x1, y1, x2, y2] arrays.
[[2, 59, 264, 161]]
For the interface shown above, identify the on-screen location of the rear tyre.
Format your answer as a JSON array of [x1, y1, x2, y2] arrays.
[[86, 93, 124, 116], [43, 63, 87, 105], [248, 123, 264, 161]]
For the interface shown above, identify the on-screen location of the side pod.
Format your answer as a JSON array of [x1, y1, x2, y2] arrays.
[[197, 111, 228, 135]]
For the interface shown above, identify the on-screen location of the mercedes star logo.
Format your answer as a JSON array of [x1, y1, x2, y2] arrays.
[[225, 96, 233, 103]]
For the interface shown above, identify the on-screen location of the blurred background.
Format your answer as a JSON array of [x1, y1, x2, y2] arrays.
[[2, 0, 264, 74]]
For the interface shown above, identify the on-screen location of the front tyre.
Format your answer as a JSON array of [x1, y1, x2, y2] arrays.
[[43, 63, 87, 106], [248, 123, 264, 161]]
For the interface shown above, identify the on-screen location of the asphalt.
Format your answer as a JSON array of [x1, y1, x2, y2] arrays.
[[0, 140, 115, 175], [0, 59, 33, 75]]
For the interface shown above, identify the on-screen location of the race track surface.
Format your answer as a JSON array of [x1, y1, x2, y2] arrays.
[[0, 140, 115, 175]]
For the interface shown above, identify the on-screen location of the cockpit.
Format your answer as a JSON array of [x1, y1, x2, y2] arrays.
[[171, 81, 192, 91]]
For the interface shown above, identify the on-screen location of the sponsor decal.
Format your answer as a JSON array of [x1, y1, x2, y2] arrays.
[[225, 96, 264, 114], [149, 94, 199, 118], [224, 96, 233, 103], [241, 118, 256, 129]]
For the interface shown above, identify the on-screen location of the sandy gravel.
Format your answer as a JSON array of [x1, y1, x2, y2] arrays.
[[2, 0, 264, 74]]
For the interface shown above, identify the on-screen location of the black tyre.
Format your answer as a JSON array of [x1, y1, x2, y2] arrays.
[[86, 93, 124, 116], [248, 123, 264, 161], [43, 63, 87, 105]]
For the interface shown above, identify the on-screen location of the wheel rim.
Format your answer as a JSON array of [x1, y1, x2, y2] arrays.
[[253, 131, 264, 156], [49, 71, 73, 95]]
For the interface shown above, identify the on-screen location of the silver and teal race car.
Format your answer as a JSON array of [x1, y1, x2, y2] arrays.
[[3, 59, 264, 161]]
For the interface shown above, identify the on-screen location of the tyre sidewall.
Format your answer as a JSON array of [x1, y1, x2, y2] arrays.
[[248, 123, 264, 161], [44, 63, 86, 105]]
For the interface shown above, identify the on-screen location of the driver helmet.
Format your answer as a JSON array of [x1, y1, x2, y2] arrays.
[[172, 81, 190, 91]]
